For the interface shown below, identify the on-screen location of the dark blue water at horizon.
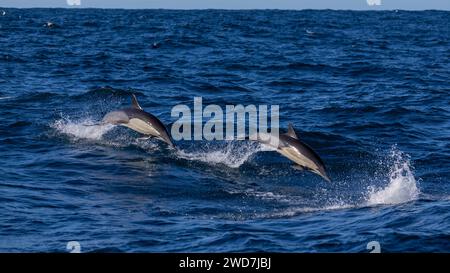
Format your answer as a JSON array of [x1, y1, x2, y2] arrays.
[[0, 9, 449, 252]]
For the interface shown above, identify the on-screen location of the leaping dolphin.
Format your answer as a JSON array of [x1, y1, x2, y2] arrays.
[[256, 123, 331, 182], [102, 94, 174, 147]]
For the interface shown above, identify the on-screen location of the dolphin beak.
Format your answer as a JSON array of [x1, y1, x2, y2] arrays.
[[311, 169, 331, 182], [167, 141, 175, 148], [321, 173, 332, 183], [159, 136, 175, 148]]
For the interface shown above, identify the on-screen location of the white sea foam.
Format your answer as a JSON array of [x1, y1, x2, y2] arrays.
[[176, 141, 263, 168], [229, 188, 292, 203], [366, 148, 419, 206], [52, 118, 114, 140], [267, 204, 354, 218], [246, 190, 290, 202]]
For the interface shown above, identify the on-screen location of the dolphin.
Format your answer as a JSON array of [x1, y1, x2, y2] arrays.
[[102, 94, 174, 147], [256, 123, 331, 182]]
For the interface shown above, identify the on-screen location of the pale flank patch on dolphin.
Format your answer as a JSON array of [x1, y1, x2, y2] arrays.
[[102, 110, 129, 125], [254, 123, 331, 182], [279, 146, 317, 171], [125, 118, 161, 136], [102, 94, 174, 147]]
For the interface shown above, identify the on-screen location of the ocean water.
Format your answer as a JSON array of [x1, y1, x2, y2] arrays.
[[0, 9, 449, 252]]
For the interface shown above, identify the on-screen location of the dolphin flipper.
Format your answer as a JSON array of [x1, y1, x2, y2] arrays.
[[291, 165, 304, 171]]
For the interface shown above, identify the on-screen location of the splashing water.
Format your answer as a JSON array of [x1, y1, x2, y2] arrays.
[[176, 141, 263, 168], [52, 118, 114, 140], [367, 148, 419, 205], [245, 147, 421, 220], [51, 115, 420, 208]]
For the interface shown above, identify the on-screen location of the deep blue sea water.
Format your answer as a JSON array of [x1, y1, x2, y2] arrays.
[[0, 9, 449, 252]]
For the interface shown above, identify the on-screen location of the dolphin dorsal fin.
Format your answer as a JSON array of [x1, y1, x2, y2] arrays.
[[131, 94, 142, 110], [285, 123, 298, 139]]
